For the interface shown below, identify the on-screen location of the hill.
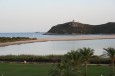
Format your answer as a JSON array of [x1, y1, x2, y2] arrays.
[[45, 21, 115, 34]]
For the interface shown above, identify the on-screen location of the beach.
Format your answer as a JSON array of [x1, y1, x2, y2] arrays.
[[0, 35, 115, 47]]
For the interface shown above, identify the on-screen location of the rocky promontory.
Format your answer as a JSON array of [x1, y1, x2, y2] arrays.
[[45, 21, 115, 34]]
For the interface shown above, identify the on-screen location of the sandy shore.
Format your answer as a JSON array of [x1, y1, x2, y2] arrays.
[[0, 39, 47, 47], [0, 35, 115, 47]]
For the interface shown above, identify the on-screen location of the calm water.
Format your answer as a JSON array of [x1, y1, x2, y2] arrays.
[[0, 32, 110, 38], [0, 33, 115, 55], [0, 32, 45, 38]]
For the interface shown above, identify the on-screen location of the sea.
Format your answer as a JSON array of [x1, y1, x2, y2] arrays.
[[0, 32, 115, 56]]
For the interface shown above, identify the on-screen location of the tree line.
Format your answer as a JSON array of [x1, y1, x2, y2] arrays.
[[0, 54, 113, 64]]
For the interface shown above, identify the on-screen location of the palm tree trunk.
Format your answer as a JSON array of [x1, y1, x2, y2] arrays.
[[111, 59, 114, 76], [84, 61, 87, 76]]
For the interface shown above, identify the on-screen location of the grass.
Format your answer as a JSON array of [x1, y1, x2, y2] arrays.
[[0, 63, 113, 76], [81, 65, 111, 76], [0, 63, 52, 76]]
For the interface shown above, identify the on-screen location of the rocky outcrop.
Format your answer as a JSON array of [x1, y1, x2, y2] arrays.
[[45, 21, 115, 34]]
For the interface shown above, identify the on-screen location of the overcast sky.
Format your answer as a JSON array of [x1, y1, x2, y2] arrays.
[[0, 0, 115, 32]]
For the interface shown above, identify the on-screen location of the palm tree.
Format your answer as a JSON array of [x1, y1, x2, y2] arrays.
[[79, 47, 94, 76], [49, 50, 83, 76], [103, 47, 115, 76], [49, 60, 79, 76], [48, 63, 65, 76], [64, 50, 83, 71]]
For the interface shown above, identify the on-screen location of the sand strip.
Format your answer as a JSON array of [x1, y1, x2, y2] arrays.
[[0, 35, 115, 47], [0, 39, 47, 47]]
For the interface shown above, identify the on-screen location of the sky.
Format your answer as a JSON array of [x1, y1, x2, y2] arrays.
[[0, 0, 115, 32]]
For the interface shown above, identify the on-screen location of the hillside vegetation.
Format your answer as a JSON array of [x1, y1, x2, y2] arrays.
[[45, 21, 115, 34]]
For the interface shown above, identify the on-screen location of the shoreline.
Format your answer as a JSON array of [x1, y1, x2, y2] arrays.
[[0, 35, 115, 47]]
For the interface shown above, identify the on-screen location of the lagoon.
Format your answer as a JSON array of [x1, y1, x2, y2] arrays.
[[0, 39, 115, 55]]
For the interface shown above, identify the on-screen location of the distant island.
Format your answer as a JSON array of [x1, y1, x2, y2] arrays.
[[44, 21, 115, 35]]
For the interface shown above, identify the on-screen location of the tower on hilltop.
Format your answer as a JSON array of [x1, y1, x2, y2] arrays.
[[72, 20, 76, 27], [72, 20, 75, 22]]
